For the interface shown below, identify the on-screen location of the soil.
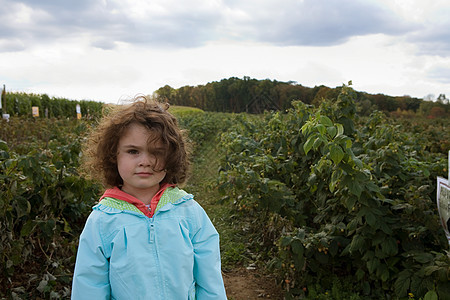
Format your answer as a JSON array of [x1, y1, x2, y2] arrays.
[[223, 267, 284, 300]]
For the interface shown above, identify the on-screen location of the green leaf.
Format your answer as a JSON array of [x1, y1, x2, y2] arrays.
[[303, 136, 315, 154], [0, 139, 8, 151], [15, 197, 31, 218], [345, 139, 352, 149], [280, 236, 292, 247], [63, 218, 72, 233], [315, 124, 326, 135], [320, 115, 333, 127], [331, 169, 342, 183], [346, 218, 360, 233], [329, 169, 342, 192], [413, 252, 434, 264], [329, 181, 336, 193], [336, 123, 344, 136], [379, 221, 393, 235], [21, 220, 37, 237], [365, 210, 377, 227], [291, 239, 304, 256], [381, 237, 398, 256], [313, 136, 324, 150], [293, 253, 305, 270], [366, 182, 380, 193], [327, 126, 337, 138], [329, 144, 344, 165], [348, 179, 363, 198], [356, 268, 365, 280], [423, 265, 440, 276], [367, 258, 379, 273], [377, 264, 390, 282], [301, 121, 312, 135], [423, 290, 438, 300], [41, 219, 56, 238], [345, 196, 357, 211], [296, 229, 306, 240], [349, 234, 365, 253], [394, 270, 411, 297]]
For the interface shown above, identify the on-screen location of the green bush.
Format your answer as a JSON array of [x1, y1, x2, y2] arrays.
[[218, 84, 450, 299], [0, 120, 101, 298]]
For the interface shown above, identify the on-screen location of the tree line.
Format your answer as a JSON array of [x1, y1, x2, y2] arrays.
[[1, 78, 448, 119], [154, 76, 450, 118]]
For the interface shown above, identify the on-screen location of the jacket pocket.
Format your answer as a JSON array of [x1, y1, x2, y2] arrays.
[[188, 282, 196, 300]]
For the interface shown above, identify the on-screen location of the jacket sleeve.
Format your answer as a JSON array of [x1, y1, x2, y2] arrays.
[[192, 204, 227, 299], [71, 210, 111, 300]]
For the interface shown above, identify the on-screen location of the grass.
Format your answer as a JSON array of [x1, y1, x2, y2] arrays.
[[185, 133, 251, 270], [169, 105, 204, 117]]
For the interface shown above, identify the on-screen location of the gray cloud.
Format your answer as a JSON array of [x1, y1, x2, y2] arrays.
[[0, 0, 439, 53], [0, 0, 121, 48], [427, 66, 450, 84], [407, 21, 450, 57], [226, 0, 417, 46], [0, 0, 223, 51]]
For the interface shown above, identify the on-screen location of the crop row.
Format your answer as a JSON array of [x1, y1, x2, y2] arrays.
[[217, 84, 449, 299]]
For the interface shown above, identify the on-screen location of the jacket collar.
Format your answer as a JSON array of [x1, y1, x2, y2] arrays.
[[100, 183, 175, 218]]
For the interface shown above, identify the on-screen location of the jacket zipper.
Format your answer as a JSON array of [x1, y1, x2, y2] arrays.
[[148, 219, 155, 243]]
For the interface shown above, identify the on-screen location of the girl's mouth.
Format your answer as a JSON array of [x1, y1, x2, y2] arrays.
[[136, 172, 152, 177]]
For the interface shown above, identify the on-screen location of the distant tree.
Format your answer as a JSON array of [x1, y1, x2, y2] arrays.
[[437, 94, 449, 104], [396, 96, 408, 111], [155, 85, 177, 104], [369, 94, 398, 111], [404, 96, 422, 112], [152, 77, 436, 115], [311, 86, 332, 106], [429, 106, 446, 118], [423, 94, 435, 101]]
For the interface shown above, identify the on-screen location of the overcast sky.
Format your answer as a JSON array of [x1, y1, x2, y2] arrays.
[[1, 0, 450, 104]]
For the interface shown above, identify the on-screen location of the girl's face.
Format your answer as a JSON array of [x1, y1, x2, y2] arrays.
[[117, 123, 167, 199]]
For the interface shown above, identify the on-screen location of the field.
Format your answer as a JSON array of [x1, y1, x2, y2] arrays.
[[1, 86, 449, 299]]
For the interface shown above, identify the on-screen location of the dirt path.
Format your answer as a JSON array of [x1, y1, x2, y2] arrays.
[[190, 139, 284, 299], [223, 268, 283, 300]]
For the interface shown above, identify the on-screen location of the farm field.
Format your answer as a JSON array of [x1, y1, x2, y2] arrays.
[[0, 86, 449, 299]]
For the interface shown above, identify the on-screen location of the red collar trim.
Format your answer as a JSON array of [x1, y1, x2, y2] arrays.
[[100, 183, 175, 217]]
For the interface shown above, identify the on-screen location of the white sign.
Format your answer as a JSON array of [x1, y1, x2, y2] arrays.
[[437, 177, 450, 245], [76, 104, 82, 119], [437, 151, 450, 246]]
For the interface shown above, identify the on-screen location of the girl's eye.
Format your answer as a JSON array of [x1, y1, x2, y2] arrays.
[[127, 149, 139, 154], [152, 150, 165, 158]]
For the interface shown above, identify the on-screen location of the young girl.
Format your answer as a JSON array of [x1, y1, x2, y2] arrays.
[[71, 96, 227, 299]]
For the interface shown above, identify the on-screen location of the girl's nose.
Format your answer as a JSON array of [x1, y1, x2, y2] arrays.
[[139, 153, 154, 167]]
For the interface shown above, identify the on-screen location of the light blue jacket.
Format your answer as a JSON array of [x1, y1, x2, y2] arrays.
[[71, 187, 227, 299]]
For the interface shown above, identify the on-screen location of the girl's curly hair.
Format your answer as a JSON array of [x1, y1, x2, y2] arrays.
[[81, 96, 190, 188]]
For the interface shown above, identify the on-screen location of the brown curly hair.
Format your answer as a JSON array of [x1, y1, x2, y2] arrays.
[[81, 96, 190, 188]]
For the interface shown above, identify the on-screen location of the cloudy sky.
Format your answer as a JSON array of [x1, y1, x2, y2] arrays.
[[1, 0, 450, 104]]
